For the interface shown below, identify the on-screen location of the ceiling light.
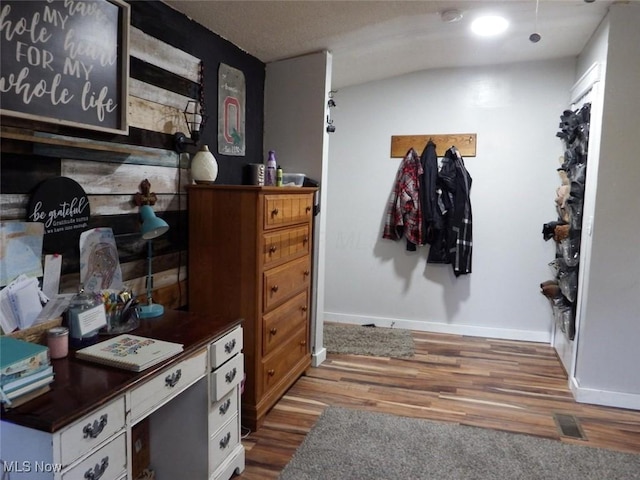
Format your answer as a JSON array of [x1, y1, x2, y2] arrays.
[[470, 15, 509, 37]]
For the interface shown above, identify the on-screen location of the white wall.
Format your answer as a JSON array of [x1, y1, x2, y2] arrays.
[[264, 51, 329, 182], [576, 14, 609, 78], [573, 3, 640, 402], [324, 58, 576, 341], [264, 51, 332, 366]]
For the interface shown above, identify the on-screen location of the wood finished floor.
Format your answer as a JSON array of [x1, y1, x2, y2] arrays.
[[236, 330, 640, 479]]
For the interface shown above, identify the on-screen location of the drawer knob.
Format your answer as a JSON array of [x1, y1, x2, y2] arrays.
[[83, 414, 108, 439], [84, 456, 109, 480], [306, 206, 311, 213], [225, 367, 237, 383], [303, 235, 309, 244], [300, 340, 307, 346], [270, 328, 278, 336], [303, 270, 310, 276], [219, 431, 232, 450], [224, 338, 237, 354], [219, 398, 232, 415], [269, 245, 277, 253], [272, 208, 279, 216], [271, 284, 279, 293], [268, 369, 275, 376], [301, 306, 308, 312], [165, 369, 182, 388]]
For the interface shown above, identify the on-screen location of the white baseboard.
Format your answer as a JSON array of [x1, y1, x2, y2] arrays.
[[570, 376, 640, 410], [312, 347, 326, 367], [323, 312, 551, 343]]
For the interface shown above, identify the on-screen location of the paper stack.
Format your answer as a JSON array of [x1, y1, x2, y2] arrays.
[[0, 274, 47, 334], [0, 336, 53, 408]]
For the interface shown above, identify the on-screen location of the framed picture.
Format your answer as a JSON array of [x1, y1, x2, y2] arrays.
[[0, 0, 130, 134], [218, 63, 246, 156]]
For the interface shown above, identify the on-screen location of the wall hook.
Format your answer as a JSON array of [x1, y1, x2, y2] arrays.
[[326, 115, 336, 133], [328, 90, 338, 108]]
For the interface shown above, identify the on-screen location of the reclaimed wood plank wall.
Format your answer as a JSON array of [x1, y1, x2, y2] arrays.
[[0, 1, 266, 310]]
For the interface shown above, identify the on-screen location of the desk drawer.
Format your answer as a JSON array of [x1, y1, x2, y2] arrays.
[[59, 396, 125, 467], [210, 353, 244, 402], [209, 388, 238, 435], [263, 256, 311, 311], [209, 327, 243, 369], [209, 416, 239, 474], [62, 431, 126, 480], [262, 290, 308, 357], [130, 349, 207, 421]]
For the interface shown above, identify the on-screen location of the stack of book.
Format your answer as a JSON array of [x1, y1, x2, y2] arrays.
[[0, 336, 54, 408]]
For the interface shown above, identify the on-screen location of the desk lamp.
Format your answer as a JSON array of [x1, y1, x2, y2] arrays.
[[139, 204, 169, 318]]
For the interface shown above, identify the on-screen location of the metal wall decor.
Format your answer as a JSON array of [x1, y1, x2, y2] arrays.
[[175, 61, 208, 152]]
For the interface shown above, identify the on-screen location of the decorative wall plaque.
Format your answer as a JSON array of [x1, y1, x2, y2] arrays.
[[27, 176, 91, 254], [218, 63, 246, 156], [0, 0, 130, 134]]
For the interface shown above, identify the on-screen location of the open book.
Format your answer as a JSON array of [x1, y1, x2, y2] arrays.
[[75, 334, 183, 372]]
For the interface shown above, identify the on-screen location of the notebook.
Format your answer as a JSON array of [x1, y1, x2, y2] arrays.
[[75, 334, 183, 372], [3, 374, 54, 399], [1, 374, 54, 408], [2, 385, 52, 409], [0, 336, 50, 377], [1, 365, 54, 391]]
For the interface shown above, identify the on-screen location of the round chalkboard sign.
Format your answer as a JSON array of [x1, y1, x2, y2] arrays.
[[27, 177, 91, 254]]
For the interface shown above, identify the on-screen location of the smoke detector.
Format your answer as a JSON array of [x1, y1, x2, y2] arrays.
[[441, 9, 464, 23]]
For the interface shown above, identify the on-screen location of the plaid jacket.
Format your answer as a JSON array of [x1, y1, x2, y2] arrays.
[[383, 148, 424, 250], [439, 147, 473, 276]]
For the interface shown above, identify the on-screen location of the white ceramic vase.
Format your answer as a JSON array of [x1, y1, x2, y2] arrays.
[[191, 145, 218, 184]]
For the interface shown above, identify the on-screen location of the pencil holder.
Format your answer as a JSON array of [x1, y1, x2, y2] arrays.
[[100, 288, 140, 335]]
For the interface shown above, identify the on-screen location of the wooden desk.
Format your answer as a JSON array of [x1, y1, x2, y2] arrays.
[[0, 310, 245, 480]]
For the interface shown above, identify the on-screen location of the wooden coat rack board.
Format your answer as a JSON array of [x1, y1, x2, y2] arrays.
[[390, 133, 477, 158]]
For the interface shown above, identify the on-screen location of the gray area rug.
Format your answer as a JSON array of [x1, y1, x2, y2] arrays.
[[279, 407, 640, 480], [323, 323, 414, 357]]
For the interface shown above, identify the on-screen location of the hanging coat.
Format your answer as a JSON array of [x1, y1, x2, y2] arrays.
[[420, 140, 441, 245], [428, 147, 473, 276], [382, 148, 424, 251]]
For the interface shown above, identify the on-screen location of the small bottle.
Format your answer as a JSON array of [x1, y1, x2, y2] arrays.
[[265, 150, 277, 186], [276, 165, 283, 187]]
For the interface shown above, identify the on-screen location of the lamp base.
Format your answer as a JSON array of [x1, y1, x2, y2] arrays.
[[138, 303, 164, 319]]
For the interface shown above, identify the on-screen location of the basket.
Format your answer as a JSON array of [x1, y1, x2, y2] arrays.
[[7, 317, 63, 345]]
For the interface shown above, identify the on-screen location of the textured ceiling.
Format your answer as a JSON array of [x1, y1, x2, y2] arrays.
[[163, 0, 613, 88]]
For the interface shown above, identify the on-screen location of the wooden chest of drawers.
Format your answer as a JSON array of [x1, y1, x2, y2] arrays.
[[188, 185, 316, 430]]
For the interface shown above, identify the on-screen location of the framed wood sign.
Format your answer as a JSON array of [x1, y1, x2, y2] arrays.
[[0, 0, 130, 134]]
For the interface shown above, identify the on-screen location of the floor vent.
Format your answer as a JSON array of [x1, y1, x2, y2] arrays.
[[553, 413, 586, 440]]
